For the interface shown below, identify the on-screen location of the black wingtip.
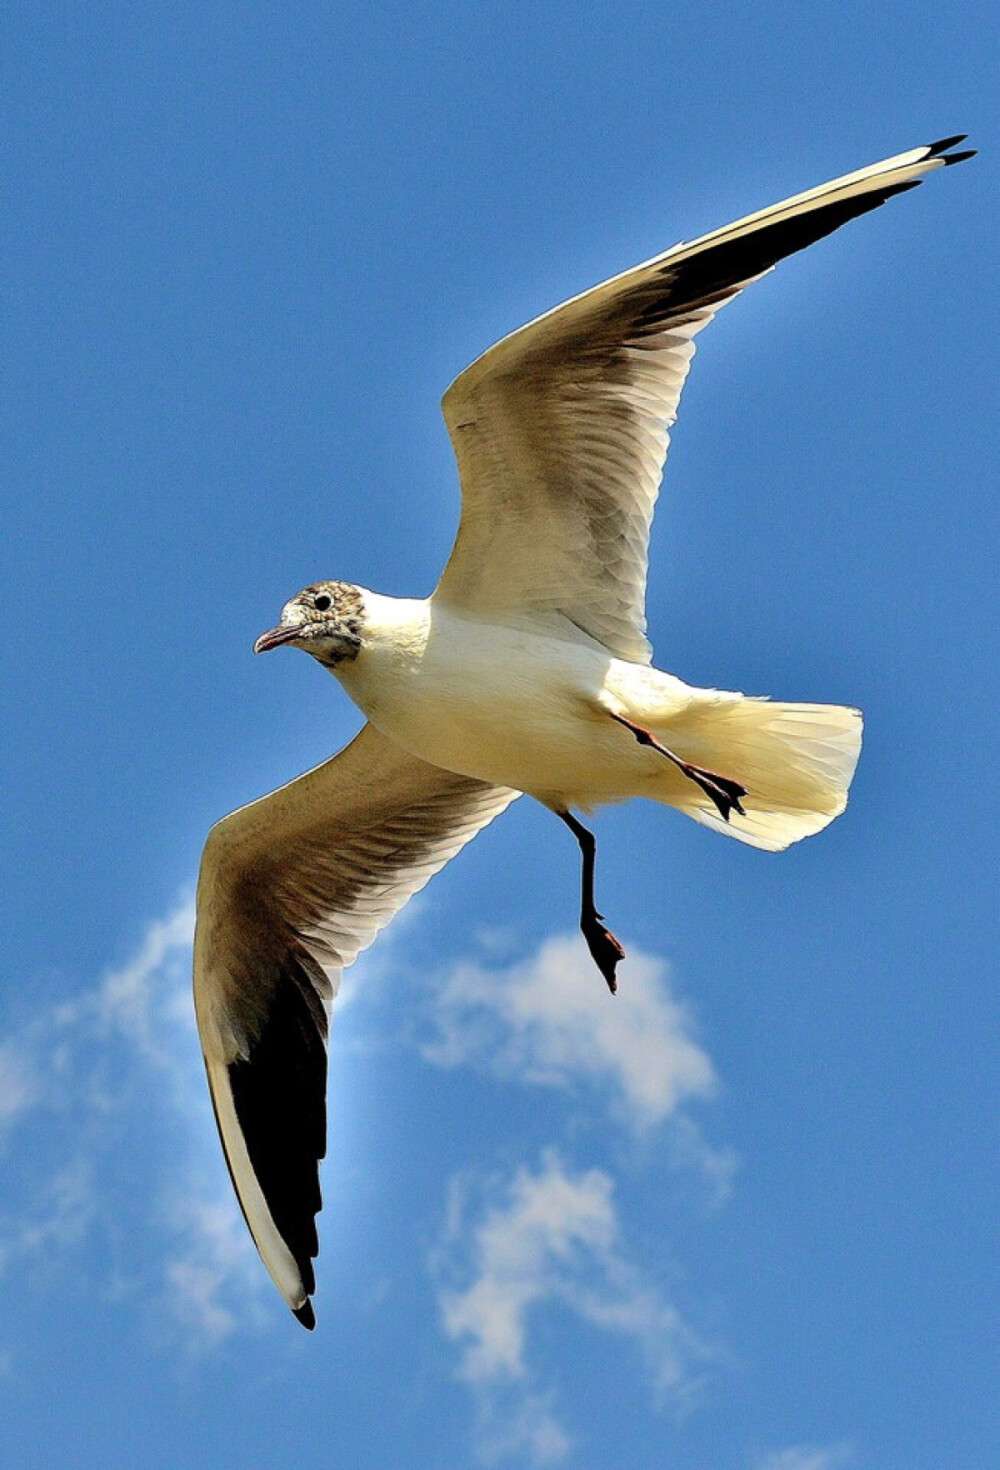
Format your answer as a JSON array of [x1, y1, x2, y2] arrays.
[[925, 135, 976, 167], [293, 1300, 316, 1330], [927, 133, 968, 156]]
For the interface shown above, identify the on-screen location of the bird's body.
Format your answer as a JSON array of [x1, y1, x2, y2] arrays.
[[337, 590, 676, 805], [191, 136, 974, 1327], [334, 589, 859, 843]]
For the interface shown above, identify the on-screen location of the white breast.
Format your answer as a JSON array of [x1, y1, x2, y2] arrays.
[[335, 595, 644, 800]]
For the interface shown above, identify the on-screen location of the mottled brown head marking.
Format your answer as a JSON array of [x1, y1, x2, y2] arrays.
[[254, 580, 365, 663], [296, 581, 364, 635], [292, 581, 364, 663]]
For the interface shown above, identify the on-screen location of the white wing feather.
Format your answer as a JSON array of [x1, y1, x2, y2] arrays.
[[435, 138, 970, 662]]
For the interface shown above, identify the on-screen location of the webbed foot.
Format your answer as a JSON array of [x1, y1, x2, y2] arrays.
[[677, 763, 747, 821], [582, 911, 625, 995], [609, 712, 748, 821]]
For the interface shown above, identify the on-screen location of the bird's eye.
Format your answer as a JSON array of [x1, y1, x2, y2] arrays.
[[313, 594, 332, 612]]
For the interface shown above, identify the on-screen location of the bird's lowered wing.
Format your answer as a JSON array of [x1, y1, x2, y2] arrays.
[[435, 136, 973, 664], [193, 722, 518, 1327]]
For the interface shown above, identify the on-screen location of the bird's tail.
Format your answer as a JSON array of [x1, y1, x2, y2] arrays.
[[654, 695, 863, 852]]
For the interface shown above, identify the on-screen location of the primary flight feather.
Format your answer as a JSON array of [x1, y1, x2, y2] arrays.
[[194, 136, 974, 1327]]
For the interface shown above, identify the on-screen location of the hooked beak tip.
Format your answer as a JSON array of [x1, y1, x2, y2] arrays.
[[253, 625, 300, 655]]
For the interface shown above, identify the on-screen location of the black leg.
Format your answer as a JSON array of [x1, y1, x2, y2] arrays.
[[557, 809, 624, 995], [608, 711, 748, 822]]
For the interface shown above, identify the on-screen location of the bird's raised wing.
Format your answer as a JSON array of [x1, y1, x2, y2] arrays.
[[193, 722, 517, 1327], [435, 136, 973, 664]]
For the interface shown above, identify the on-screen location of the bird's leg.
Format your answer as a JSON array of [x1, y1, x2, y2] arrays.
[[557, 809, 624, 995], [609, 711, 747, 822]]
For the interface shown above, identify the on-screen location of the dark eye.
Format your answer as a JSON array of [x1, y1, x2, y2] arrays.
[[313, 594, 332, 612]]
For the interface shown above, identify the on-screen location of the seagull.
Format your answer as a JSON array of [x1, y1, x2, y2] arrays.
[[193, 136, 973, 1328]]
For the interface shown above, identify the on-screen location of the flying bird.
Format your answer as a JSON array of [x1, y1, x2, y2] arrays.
[[193, 136, 974, 1328]]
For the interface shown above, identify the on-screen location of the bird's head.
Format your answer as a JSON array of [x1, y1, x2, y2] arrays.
[[253, 581, 365, 666]]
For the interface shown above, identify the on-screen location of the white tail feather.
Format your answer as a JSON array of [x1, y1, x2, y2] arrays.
[[658, 697, 863, 852]]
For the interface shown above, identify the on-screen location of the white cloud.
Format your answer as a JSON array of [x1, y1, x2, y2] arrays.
[[0, 1042, 39, 1127], [0, 1159, 97, 1279], [439, 1151, 618, 1383], [93, 899, 197, 1064], [466, 1386, 571, 1467], [420, 933, 717, 1131], [434, 1150, 711, 1463], [757, 1446, 854, 1470], [3, 894, 733, 1409], [159, 1184, 269, 1350], [0, 895, 267, 1349]]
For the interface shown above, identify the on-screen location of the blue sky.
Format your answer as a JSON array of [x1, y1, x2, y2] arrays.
[[4, 4, 996, 1467]]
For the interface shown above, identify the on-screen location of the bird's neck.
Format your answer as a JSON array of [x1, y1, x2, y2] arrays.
[[355, 587, 431, 650]]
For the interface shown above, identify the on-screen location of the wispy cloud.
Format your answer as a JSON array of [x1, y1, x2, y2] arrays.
[[0, 1042, 39, 1127], [0, 895, 267, 1351], [93, 899, 198, 1068], [420, 932, 717, 1130], [433, 1149, 712, 1463], [756, 1447, 854, 1470], [4, 890, 735, 1459], [158, 1187, 268, 1349], [461, 1385, 571, 1468], [0, 1159, 97, 1280]]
